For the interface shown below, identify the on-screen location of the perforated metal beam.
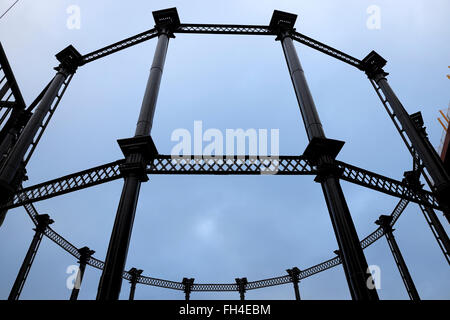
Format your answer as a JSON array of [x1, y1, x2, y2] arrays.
[[3, 160, 124, 210], [19, 189, 409, 295], [4, 157, 439, 210], [290, 31, 363, 70], [80, 28, 159, 65]]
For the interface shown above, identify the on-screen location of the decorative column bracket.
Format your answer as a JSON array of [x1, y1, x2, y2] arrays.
[[8, 214, 54, 300], [70, 246, 95, 300], [375, 215, 420, 300]]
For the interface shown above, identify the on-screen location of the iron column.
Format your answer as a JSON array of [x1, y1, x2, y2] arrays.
[[128, 268, 143, 300], [8, 214, 53, 300], [235, 278, 248, 301], [97, 9, 177, 300], [182, 277, 195, 301], [272, 10, 378, 300], [376, 215, 420, 300], [363, 51, 450, 220], [286, 267, 301, 300], [70, 247, 95, 300]]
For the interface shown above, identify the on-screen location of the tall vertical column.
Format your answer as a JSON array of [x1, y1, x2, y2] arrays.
[[403, 170, 450, 261], [182, 277, 194, 301], [376, 215, 420, 300], [128, 268, 143, 300], [0, 46, 80, 227], [8, 214, 54, 300], [363, 51, 450, 220], [270, 10, 378, 300], [235, 278, 248, 301], [96, 8, 179, 300], [286, 267, 301, 300], [70, 247, 95, 300]]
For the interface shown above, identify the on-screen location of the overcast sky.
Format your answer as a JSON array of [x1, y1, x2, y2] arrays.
[[0, 0, 449, 300]]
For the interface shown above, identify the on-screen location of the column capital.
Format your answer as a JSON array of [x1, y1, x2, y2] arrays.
[[375, 214, 393, 232], [269, 10, 297, 40], [235, 277, 248, 297], [152, 7, 180, 37], [362, 50, 388, 79]]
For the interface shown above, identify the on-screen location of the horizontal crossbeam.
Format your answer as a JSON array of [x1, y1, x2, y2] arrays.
[[175, 24, 275, 35], [4, 156, 439, 211]]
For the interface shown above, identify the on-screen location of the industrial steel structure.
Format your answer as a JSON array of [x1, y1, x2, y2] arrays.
[[0, 8, 449, 301]]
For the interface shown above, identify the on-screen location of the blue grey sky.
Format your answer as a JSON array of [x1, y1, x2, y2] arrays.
[[0, 0, 449, 300]]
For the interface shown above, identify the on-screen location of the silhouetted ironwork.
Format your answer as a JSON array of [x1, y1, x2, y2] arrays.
[[1, 7, 448, 301], [286, 267, 301, 300], [182, 278, 195, 301], [4, 157, 440, 210], [235, 278, 248, 301], [70, 246, 95, 300]]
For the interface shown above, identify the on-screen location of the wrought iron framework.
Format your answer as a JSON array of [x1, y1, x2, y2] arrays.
[[2, 7, 449, 301]]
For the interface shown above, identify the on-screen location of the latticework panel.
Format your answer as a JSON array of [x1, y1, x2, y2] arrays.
[[291, 32, 363, 69], [81, 28, 159, 65], [148, 155, 315, 175], [5, 160, 124, 209]]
